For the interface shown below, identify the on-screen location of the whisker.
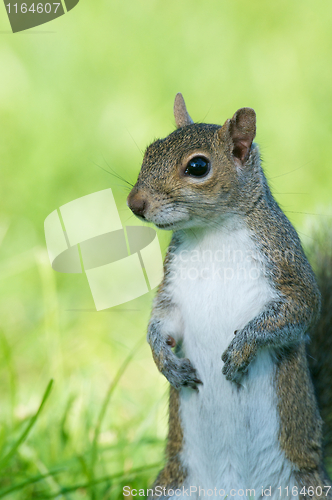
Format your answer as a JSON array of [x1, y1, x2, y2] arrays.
[[284, 211, 332, 217], [102, 155, 135, 188], [268, 161, 313, 180], [125, 127, 144, 157], [91, 160, 115, 177]]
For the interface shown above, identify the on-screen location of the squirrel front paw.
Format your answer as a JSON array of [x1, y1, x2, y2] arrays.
[[162, 356, 203, 391], [221, 333, 257, 382]]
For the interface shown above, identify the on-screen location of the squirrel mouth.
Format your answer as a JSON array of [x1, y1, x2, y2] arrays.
[[155, 222, 175, 229]]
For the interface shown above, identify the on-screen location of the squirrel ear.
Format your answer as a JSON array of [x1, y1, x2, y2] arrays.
[[174, 93, 194, 128], [220, 108, 256, 165]]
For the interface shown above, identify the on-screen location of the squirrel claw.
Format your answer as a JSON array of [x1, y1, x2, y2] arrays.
[[221, 333, 256, 382], [166, 357, 203, 391], [185, 377, 203, 391], [222, 363, 247, 383], [221, 351, 228, 363], [183, 379, 202, 391]]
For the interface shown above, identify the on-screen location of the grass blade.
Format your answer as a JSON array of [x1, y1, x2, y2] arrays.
[[89, 336, 145, 499], [0, 380, 54, 471], [34, 462, 162, 499], [0, 468, 64, 499]]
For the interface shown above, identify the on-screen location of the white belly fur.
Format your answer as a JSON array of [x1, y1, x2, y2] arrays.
[[168, 223, 298, 499]]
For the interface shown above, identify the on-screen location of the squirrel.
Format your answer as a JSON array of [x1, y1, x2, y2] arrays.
[[127, 93, 332, 500]]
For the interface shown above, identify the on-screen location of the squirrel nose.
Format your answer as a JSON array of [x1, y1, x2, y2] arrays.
[[127, 189, 148, 218]]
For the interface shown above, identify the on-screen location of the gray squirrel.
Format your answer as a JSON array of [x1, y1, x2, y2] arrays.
[[127, 94, 332, 499]]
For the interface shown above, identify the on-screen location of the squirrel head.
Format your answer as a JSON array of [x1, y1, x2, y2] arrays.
[[127, 93, 261, 231]]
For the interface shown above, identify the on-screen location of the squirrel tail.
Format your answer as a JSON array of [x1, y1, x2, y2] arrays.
[[306, 223, 332, 461]]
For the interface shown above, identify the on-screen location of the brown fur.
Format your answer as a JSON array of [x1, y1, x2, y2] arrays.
[[128, 96, 332, 495], [276, 344, 323, 469], [296, 469, 332, 499], [307, 225, 332, 463], [151, 387, 187, 494]]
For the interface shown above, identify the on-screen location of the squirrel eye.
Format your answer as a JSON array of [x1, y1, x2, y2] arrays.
[[184, 156, 210, 177]]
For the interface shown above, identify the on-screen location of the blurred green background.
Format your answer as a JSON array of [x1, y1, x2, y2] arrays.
[[0, 0, 332, 498]]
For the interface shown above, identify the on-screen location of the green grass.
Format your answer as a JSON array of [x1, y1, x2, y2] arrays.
[[0, 244, 169, 499], [0, 236, 170, 499], [0, 295, 167, 499], [1, 0, 332, 497]]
